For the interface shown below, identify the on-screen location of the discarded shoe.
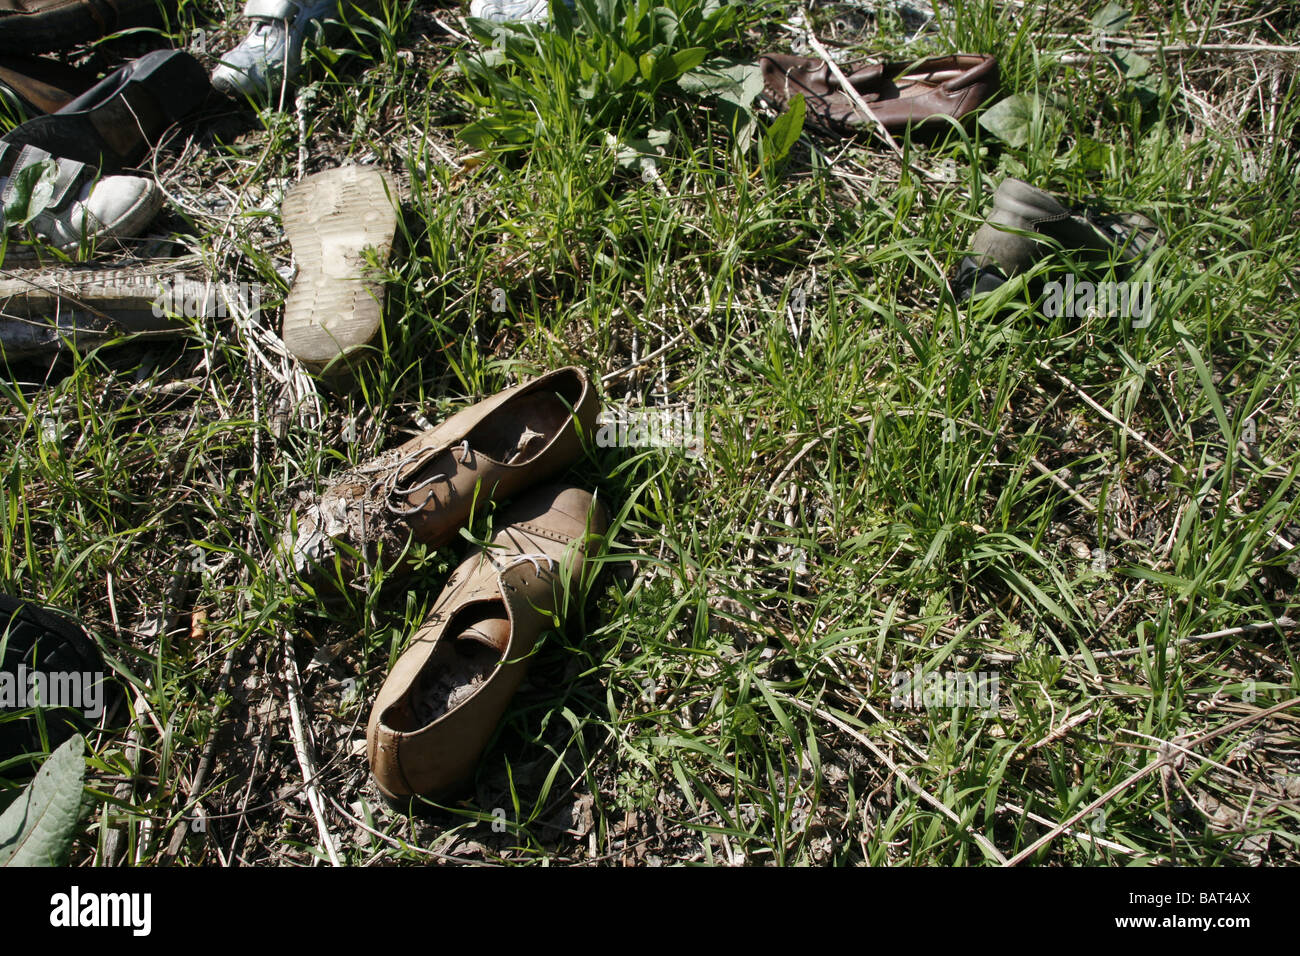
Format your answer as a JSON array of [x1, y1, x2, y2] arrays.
[[950, 177, 1160, 301], [288, 366, 599, 586], [1, 50, 210, 172], [468, 0, 573, 23], [0, 143, 162, 256], [366, 483, 607, 800], [279, 165, 399, 374], [0, 262, 213, 361], [759, 53, 997, 136], [0, 594, 121, 773], [0, 0, 162, 55], [212, 0, 368, 99], [0, 54, 96, 117]]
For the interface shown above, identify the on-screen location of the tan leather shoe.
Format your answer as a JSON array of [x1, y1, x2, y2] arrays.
[[367, 483, 608, 800], [289, 366, 598, 586]]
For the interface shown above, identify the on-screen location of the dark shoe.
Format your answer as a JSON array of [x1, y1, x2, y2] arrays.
[[0, 594, 121, 774], [288, 366, 600, 587], [366, 483, 607, 801], [0, 262, 213, 360], [950, 178, 1160, 301], [759, 53, 997, 136], [1, 49, 210, 172], [0, 54, 96, 117], [0, 0, 163, 55]]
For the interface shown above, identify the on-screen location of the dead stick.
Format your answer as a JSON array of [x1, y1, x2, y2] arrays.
[[784, 693, 1010, 864], [283, 635, 341, 866], [1004, 695, 1300, 865]]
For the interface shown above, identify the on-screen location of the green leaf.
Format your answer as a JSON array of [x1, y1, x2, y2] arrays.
[[0, 734, 87, 867], [1173, 319, 1234, 449], [678, 58, 762, 103], [459, 116, 508, 149], [715, 97, 758, 152], [1078, 135, 1112, 171], [679, 58, 763, 151], [2, 158, 59, 228], [764, 93, 805, 162], [979, 93, 1046, 149], [609, 50, 637, 88], [668, 47, 708, 78], [1113, 49, 1150, 77], [1092, 2, 1131, 34], [611, 128, 672, 170]]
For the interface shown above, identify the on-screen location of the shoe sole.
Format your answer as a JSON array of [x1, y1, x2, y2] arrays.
[[280, 165, 398, 374]]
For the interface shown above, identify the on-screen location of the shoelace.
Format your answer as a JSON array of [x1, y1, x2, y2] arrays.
[[378, 426, 549, 517], [377, 439, 472, 516], [488, 552, 557, 578]]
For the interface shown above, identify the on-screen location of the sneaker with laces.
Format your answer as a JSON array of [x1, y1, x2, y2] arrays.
[[212, 0, 358, 99]]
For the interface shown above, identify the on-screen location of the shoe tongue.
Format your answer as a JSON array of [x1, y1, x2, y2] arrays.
[[456, 612, 511, 654]]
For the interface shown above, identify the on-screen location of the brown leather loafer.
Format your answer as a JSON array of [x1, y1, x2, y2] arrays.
[[0, 55, 95, 117], [759, 53, 997, 136], [367, 483, 608, 801], [289, 366, 598, 586]]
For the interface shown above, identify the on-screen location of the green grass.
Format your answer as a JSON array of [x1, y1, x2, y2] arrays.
[[1, 0, 1298, 865]]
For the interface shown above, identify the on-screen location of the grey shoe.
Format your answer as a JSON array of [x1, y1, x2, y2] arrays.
[[468, 0, 573, 23], [952, 178, 1159, 300], [0, 144, 162, 257], [212, 0, 348, 99]]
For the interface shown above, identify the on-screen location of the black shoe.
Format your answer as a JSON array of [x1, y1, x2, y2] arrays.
[[1, 50, 210, 172], [0, 594, 121, 775]]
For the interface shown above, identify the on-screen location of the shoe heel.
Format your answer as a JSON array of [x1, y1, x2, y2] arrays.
[[123, 50, 210, 123]]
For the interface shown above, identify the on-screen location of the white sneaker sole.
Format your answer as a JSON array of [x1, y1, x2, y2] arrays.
[[280, 165, 399, 374]]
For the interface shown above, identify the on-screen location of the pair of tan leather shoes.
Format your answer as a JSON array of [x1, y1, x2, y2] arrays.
[[287, 366, 606, 801]]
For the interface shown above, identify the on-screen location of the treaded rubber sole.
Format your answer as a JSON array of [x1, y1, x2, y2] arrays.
[[0, 261, 217, 360], [280, 165, 398, 374]]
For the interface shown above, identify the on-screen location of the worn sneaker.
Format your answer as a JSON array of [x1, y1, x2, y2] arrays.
[[212, 0, 350, 99], [951, 178, 1159, 301], [468, 0, 573, 23], [0, 144, 162, 257]]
